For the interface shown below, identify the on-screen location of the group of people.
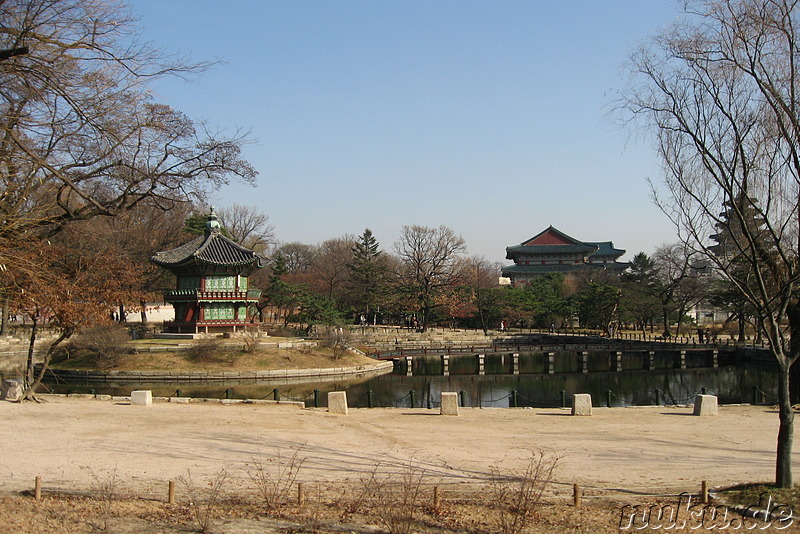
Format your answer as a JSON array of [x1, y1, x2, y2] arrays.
[[696, 327, 713, 343]]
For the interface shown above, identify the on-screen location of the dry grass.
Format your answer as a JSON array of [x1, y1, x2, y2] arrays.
[[52, 343, 378, 373], [0, 488, 660, 534]]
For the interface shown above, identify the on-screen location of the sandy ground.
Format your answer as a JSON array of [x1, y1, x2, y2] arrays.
[[0, 397, 791, 500]]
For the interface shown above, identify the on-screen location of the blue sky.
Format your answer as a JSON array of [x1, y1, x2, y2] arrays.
[[129, 0, 682, 264]]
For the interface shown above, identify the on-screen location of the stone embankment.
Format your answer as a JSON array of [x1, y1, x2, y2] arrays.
[[348, 326, 510, 354], [43, 360, 394, 383]]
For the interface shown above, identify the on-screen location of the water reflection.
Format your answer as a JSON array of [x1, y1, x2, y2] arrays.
[[42, 354, 778, 409]]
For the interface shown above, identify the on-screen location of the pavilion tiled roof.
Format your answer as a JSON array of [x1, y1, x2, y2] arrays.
[[151, 230, 263, 272]]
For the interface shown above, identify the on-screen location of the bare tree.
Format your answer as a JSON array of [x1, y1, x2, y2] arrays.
[[0, 0, 256, 399], [216, 204, 275, 253], [622, 0, 800, 486], [652, 243, 708, 337], [461, 255, 502, 335], [0, 0, 256, 253], [273, 242, 316, 274], [310, 235, 355, 300], [394, 225, 466, 331]]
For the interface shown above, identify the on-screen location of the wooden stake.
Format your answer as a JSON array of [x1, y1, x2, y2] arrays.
[[433, 485, 441, 511], [168, 480, 175, 504], [573, 484, 581, 507], [34, 476, 41, 501], [701, 480, 709, 504], [297, 482, 305, 506]]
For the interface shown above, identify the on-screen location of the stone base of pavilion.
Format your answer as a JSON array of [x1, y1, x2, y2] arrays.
[[155, 332, 209, 340]]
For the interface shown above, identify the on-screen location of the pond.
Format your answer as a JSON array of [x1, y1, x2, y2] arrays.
[[38, 351, 779, 409]]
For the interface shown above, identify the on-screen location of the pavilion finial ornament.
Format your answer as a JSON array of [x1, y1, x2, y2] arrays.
[[205, 206, 221, 234]]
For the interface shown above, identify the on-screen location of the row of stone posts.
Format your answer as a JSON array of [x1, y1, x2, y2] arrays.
[[323, 389, 720, 418], [87, 387, 725, 419], [402, 349, 720, 376]]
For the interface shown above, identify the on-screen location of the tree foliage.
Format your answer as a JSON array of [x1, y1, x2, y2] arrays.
[[2, 240, 146, 399]]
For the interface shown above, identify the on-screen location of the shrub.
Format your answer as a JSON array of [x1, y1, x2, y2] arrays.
[[489, 450, 559, 534], [185, 337, 226, 364], [180, 468, 228, 534], [320, 326, 350, 360], [65, 325, 132, 369], [358, 460, 427, 534], [246, 446, 306, 512]]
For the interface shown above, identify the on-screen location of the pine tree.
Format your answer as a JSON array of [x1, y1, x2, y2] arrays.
[[348, 229, 386, 324]]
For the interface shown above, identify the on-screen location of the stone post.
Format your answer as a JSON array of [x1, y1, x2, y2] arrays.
[[327, 391, 349, 415], [693, 394, 718, 416], [1, 379, 23, 402], [571, 393, 592, 416], [440, 392, 459, 416], [130, 390, 152, 406]]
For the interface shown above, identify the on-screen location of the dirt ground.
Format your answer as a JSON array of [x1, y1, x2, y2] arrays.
[[0, 397, 797, 532]]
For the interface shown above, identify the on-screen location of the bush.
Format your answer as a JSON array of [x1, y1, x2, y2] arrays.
[[185, 337, 227, 364], [63, 325, 132, 370], [489, 450, 559, 534], [320, 326, 350, 360], [246, 446, 306, 511]]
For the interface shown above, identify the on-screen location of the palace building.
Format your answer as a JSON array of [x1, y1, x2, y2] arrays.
[[151, 209, 264, 334], [502, 226, 628, 285]]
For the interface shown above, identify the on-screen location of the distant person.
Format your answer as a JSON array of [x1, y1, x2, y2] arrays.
[[697, 327, 704, 344]]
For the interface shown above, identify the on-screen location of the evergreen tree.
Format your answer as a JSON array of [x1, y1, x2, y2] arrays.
[[620, 252, 661, 333], [348, 229, 387, 324]]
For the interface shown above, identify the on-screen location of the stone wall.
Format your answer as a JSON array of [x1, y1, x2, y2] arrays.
[[348, 326, 510, 354]]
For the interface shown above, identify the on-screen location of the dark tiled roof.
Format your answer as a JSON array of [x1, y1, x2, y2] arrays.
[[151, 230, 264, 271], [584, 241, 625, 259]]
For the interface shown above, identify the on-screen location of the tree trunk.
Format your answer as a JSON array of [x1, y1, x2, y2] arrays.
[[738, 314, 746, 343], [777, 358, 794, 487], [0, 296, 7, 336], [24, 314, 38, 391], [25, 329, 73, 402]]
